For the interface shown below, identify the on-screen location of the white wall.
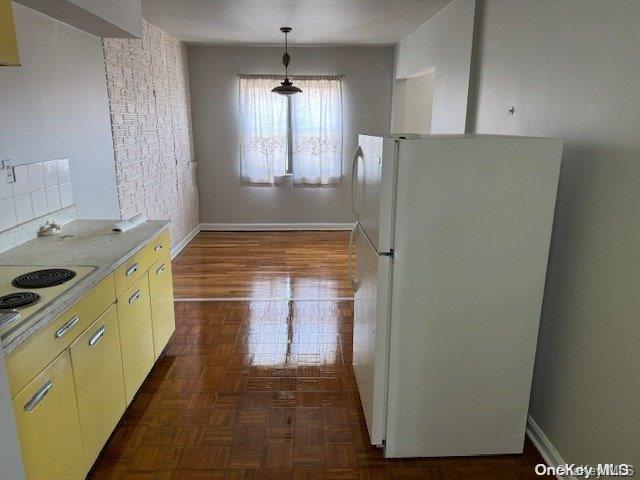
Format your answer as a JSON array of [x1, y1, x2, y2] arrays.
[[188, 46, 394, 226], [393, 0, 475, 133], [395, 71, 435, 134], [0, 3, 120, 219], [471, 0, 640, 468], [103, 20, 199, 248]]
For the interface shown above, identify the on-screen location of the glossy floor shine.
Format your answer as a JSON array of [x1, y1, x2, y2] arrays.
[[171, 232, 353, 300], [89, 232, 548, 479]]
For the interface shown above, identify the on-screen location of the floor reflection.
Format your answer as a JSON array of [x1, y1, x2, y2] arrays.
[[245, 300, 341, 366]]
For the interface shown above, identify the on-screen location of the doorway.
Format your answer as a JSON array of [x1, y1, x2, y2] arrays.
[[392, 69, 435, 135]]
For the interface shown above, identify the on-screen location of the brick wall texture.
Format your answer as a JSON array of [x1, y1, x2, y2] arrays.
[[102, 20, 199, 248]]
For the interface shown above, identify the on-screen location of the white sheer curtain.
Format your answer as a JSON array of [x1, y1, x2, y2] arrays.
[[239, 75, 288, 185], [290, 76, 343, 186]]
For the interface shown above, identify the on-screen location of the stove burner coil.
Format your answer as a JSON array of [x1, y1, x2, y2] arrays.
[[12, 268, 77, 289], [0, 292, 42, 309]]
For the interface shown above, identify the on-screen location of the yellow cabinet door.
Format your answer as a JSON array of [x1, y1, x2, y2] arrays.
[[148, 254, 176, 359], [0, 0, 20, 66], [13, 350, 86, 480], [70, 304, 126, 467], [116, 273, 154, 405], [6, 274, 116, 398]]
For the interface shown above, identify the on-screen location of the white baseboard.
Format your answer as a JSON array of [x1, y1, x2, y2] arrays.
[[175, 297, 355, 302], [527, 415, 575, 480], [199, 222, 355, 231], [171, 225, 200, 259]]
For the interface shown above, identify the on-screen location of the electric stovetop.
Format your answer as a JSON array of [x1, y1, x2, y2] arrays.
[[0, 265, 97, 341]]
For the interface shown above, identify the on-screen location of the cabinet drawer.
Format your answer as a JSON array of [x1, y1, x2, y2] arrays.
[[6, 274, 116, 397], [117, 273, 155, 405], [144, 230, 171, 267], [149, 254, 176, 359], [114, 248, 149, 298], [13, 350, 86, 480], [70, 304, 126, 467]]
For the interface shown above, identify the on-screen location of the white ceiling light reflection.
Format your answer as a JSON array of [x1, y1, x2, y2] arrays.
[[248, 275, 342, 300], [244, 300, 340, 366]]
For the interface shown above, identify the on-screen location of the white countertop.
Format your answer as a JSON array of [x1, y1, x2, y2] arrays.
[[0, 219, 170, 353]]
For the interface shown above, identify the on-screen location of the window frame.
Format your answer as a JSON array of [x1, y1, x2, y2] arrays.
[[285, 96, 293, 175], [238, 73, 344, 185]]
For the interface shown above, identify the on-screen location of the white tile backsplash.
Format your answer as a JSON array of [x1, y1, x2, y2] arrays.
[[59, 182, 73, 208], [28, 163, 45, 191], [46, 185, 61, 212], [0, 173, 13, 200], [12, 164, 30, 195], [57, 158, 71, 184], [0, 159, 75, 233], [43, 160, 58, 187], [31, 189, 48, 218], [14, 193, 33, 224], [0, 198, 17, 230]]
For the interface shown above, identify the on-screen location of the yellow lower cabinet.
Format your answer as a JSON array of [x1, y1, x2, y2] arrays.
[[70, 304, 126, 468], [148, 254, 176, 359], [117, 273, 155, 405], [6, 274, 116, 398], [13, 350, 86, 480]]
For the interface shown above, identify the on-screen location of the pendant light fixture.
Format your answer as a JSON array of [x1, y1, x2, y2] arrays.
[[272, 27, 302, 95]]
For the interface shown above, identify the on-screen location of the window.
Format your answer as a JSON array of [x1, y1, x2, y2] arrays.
[[239, 75, 343, 187]]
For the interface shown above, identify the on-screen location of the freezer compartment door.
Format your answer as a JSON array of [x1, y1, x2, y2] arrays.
[[352, 224, 391, 446], [352, 135, 397, 253]]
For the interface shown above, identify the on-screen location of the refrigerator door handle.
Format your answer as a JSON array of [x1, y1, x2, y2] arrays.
[[348, 222, 359, 292], [350, 146, 363, 218]]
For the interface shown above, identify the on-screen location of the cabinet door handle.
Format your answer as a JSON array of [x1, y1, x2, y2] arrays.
[[125, 263, 139, 276], [156, 264, 166, 276], [128, 290, 141, 304], [154, 243, 164, 252], [88, 325, 107, 347], [55, 316, 79, 338], [24, 380, 53, 412]]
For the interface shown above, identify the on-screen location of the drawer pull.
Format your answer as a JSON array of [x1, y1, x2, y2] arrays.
[[128, 290, 141, 304], [24, 380, 53, 412], [88, 325, 107, 347], [156, 264, 166, 276], [125, 263, 139, 276], [154, 243, 164, 252], [55, 316, 79, 338]]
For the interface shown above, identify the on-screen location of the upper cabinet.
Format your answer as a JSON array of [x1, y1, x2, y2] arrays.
[[0, 0, 20, 66], [14, 0, 141, 38]]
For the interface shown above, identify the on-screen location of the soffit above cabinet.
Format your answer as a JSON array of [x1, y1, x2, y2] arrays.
[[0, 0, 20, 65], [14, 0, 141, 38]]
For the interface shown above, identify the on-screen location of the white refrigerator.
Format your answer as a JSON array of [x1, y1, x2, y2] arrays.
[[349, 134, 562, 458]]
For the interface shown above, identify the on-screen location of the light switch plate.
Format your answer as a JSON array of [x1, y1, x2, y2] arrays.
[[2, 160, 15, 183]]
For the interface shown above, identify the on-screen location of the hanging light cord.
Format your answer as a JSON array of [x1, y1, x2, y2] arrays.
[[283, 30, 289, 78]]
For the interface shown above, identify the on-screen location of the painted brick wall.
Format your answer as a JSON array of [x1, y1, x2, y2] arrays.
[[102, 20, 199, 248]]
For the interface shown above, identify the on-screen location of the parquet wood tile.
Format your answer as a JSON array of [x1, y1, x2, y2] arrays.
[[89, 232, 550, 480], [171, 231, 352, 299]]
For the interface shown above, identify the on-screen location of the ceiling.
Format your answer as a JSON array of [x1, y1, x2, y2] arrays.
[[141, 0, 452, 45]]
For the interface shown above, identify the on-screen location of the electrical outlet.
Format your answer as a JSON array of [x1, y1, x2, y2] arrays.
[[2, 160, 15, 183]]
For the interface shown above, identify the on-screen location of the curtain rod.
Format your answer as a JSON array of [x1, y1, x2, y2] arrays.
[[238, 73, 345, 79]]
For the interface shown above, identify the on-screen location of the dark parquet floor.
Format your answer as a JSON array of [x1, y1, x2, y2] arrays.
[[88, 232, 549, 479]]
